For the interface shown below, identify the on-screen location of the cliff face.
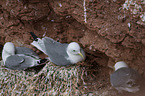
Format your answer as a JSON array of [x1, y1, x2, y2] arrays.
[[0, 0, 145, 95], [49, 0, 145, 74], [0, 0, 145, 74]]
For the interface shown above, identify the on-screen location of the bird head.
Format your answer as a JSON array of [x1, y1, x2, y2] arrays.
[[67, 42, 85, 59], [114, 61, 128, 71], [2, 42, 15, 62]]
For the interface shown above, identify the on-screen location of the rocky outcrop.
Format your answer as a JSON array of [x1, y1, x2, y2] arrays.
[[49, 0, 145, 75], [0, 0, 145, 95]]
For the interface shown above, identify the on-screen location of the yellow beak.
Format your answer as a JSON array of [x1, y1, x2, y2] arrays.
[[78, 52, 84, 59]]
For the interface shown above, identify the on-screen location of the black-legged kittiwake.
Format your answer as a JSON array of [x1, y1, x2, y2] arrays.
[[30, 32, 86, 66], [2, 42, 48, 71], [110, 61, 143, 93]]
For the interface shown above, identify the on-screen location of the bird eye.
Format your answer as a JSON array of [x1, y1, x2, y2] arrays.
[[73, 50, 76, 52]]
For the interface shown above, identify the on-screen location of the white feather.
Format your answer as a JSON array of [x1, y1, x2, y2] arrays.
[[114, 61, 128, 71]]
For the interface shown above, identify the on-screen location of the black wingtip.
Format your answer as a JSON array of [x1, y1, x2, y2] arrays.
[[30, 32, 38, 41], [24, 59, 49, 73], [39, 59, 49, 64], [24, 63, 46, 73]]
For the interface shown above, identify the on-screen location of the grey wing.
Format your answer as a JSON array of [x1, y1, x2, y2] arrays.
[[5, 55, 38, 70], [5, 55, 25, 70], [125, 68, 142, 87], [43, 37, 71, 65], [16, 47, 38, 56], [110, 68, 140, 87]]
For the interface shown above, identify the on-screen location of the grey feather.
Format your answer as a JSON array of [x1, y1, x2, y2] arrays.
[[43, 37, 71, 66], [5, 47, 40, 70], [16, 47, 38, 56], [5, 55, 38, 70], [110, 67, 142, 92]]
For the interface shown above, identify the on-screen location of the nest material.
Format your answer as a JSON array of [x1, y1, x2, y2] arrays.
[[0, 61, 82, 95], [0, 60, 116, 95]]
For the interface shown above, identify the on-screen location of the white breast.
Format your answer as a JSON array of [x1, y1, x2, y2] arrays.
[[66, 52, 83, 64]]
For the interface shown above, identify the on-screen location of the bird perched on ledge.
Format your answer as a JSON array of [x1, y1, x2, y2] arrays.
[[2, 42, 48, 72], [30, 32, 85, 66], [110, 61, 144, 93]]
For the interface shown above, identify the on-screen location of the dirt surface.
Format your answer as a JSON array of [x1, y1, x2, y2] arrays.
[[0, 0, 145, 95]]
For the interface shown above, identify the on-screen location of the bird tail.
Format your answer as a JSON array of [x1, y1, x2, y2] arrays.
[[30, 32, 38, 41]]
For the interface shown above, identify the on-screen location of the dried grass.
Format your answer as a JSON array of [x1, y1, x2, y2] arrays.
[[0, 60, 115, 96]]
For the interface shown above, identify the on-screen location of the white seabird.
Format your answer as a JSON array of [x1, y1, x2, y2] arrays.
[[110, 61, 143, 93], [2, 42, 48, 71], [30, 32, 86, 66]]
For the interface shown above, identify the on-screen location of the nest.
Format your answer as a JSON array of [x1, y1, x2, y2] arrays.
[[0, 57, 115, 95]]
